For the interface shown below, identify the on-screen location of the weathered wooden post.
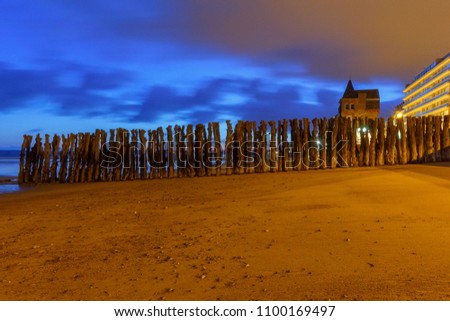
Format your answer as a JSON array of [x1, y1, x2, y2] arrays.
[[350, 118, 358, 167], [331, 118, 339, 168], [50, 134, 61, 182], [42, 134, 51, 183], [343, 117, 351, 167], [367, 118, 378, 167], [302, 118, 310, 170], [345, 118, 352, 167], [130, 129, 139, 180], [79, 133, 89, 182], [225, 121, 233, 175], [107, 129, 116, 181], [311, 118, 319, 169], [289, 119, 300, 171], [58, 135, 68, 183], [138, 129, 147, 180], [258, 121, 267, 173], [178, 125, 187, 178], [434, 116, 442, 162], [376, 118, 385, 166], [86, 130, 98, 182], [281, 119, 289, 171], [212, 122, 222, 176], [269, 120, 277, 172], [121, 130, 130, 180], [30, 134, 43, 183], [407, 117, 417, 163], [416, 117, 424, 162], [234, 121, 245, 175], [276, 120, 283, 172], [115, 129, 124, 181], [443, 115, 450, 161], [67, 134, 76, 183], [194, 124, 205, 177], [425, 116, 435, 162], [319, 118, 327, 169], [246, 121, 255, 174], [99, 130, 107, 181], [397, 117, 407, 164], [18, 136, 28, 184], [186, 125, 194, 177], [23, 135, 33, 183], [386, 117, 396, 165], [167, 126, 175, 178], [174, 125, 182, 178]]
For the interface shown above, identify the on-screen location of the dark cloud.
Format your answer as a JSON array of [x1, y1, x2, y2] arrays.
[[0, 62, 133, 116], [0, 66, 58, 110], [127, 77, 339, 125]]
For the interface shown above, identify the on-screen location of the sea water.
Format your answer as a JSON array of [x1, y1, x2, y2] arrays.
[[0, 150, 23, 194]]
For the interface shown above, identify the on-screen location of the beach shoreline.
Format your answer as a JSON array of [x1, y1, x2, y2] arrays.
[[1, 164, 450, 300]]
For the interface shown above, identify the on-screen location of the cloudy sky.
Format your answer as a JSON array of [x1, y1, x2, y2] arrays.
[[0, 0, 449, 148]]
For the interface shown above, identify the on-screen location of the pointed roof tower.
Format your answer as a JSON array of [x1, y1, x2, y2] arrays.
[[342, 79, 357, 98]]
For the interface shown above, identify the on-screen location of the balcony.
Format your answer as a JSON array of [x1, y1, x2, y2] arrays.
[[405, 64, 450, 97], [403, 76, 449, 104], [416, 102, 450, 117]]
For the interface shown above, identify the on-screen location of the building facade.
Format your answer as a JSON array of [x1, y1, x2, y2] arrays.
[[402, 53, 450, 117], [339, 80, 380, 119]]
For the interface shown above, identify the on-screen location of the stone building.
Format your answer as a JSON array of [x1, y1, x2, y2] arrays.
[[339, 80, 380, 119]]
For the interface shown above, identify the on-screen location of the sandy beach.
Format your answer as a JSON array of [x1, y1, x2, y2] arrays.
[[0, 164, 449, 301]]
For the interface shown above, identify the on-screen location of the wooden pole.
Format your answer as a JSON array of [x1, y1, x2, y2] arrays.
[[138, 129, 147, 180], [319, 118, 327, 169], [443, 115, 450, 161], [397, 117, 407, 164], [289, 119, 300, 171], [407, 117, 417, 163], [213, 122, 222, 176], [416, 117, 424, 163], [18, 136, 27, 184], [50, 134, 60, 182], [282, 119, 288, 171], [186, 125, 194, 177], [425, 116, 435, 162], [225, 120, 233, 175], [42, 134, 51, 183], [31, 134, 44, 183], [386, 117, 396, 165], [376, 118, 385, 166], [433, 116, 442, 162], [269, 120, 277, 172], [234, 121, 244, 175], [350, 118, 358, 167], [302, 118, 310, 170], [311, 118, 319, 169], [58, 135, 68, 183], [167, 126, 175, 178], [130, 129, 139, 180], [331, 118, 339, 168], [107, 129, 116, 181], [258, 121, 267, 173]]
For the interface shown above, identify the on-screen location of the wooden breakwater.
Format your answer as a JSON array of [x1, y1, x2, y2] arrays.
[[17, 116, 450, 184]]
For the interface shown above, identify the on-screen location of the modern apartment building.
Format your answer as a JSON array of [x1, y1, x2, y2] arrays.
[[402, 53, 450, 117]]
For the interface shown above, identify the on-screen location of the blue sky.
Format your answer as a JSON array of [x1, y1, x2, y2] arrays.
[[0, 0, 449, 148]]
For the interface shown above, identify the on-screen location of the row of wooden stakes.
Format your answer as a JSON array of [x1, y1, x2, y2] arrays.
[[18, 116, 450, 184]]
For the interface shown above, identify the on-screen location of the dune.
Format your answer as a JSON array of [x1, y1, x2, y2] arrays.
[[0, 164, 449, 300]]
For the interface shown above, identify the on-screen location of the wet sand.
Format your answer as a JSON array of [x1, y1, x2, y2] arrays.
[[0, 164, 449, 300]]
